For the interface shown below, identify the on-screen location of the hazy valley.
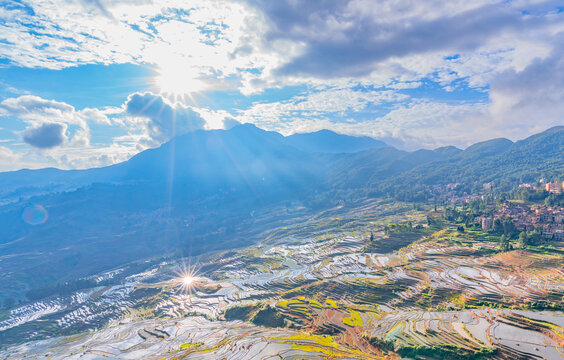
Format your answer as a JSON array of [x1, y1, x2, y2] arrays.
[[0, 125, 563, 359]]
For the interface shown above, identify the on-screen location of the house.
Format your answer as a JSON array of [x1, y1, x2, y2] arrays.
[[545, 182, 563, 194], [481, 216, 493, 230]]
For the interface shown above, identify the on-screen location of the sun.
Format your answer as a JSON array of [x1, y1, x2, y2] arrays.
[[182, 275, 195, 286], [172, 261, 201, 301], [155, 61, 207, 98]]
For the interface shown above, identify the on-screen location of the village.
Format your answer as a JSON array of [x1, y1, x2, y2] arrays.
[[430, 180, 564, 242], [478, 202, 564, 241], [480, 180, 564, 242]]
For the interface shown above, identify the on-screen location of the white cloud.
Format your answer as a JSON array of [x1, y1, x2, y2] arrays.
[[241, 94, 490, 149], [0, 94, 145, 170], [1, 0, 562, 99], [484, 35, 564, 138], [124, 92, 206, 144], [0, 95, 111, 148], [0, 145, 17, 161], [0, 0, 563, 171], [0, 0, 285, 95], [240, 87, 407, 127]]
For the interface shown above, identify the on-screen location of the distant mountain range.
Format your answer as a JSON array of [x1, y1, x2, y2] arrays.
[[0, 127, 384, 201], [286, 129, 386, 153], [0, 124, 563, 300]]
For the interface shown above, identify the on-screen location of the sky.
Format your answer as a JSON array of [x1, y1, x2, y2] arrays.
[[0, 0, 563, 171]]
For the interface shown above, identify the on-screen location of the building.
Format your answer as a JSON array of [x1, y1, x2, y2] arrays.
[[545, 182, 563, 194], [481, 216, 493, 230]]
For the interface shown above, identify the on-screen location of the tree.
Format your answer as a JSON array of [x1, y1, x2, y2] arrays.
[[499, 234, 510, 252], [502, 218, 517, 237], [518, 231, 529, 249], [496, 193, 507, 206], [457, 225, 465, 233], [493, 218, 504, 234], [527, 228, 542, 246], [369, 232, 374, 242]]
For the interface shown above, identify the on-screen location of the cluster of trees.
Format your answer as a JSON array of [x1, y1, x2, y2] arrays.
[[513, 187, 564, 206], [513, 187, 549, 202], [383, 222, 422, 234], [444, 206, 478, 226], [488, 218, 546, 251], [491, 217, 518, 237], [544, 192, 564, 207], [397, 344, 497, 360], [498, 234, 512, 252], [517, 229, 542, 248]]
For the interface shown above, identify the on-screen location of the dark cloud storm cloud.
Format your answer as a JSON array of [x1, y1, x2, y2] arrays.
[[486, 33, 564, 133], [252, 0, 558, 78], [125, 93, 206, 142], [22, 123, 67, 149]]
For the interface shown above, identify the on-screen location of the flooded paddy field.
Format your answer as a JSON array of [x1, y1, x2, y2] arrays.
[[1, 201, 563, 359]]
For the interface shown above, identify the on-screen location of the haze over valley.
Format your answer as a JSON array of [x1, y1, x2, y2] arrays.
[[1, 1, 563, 359]]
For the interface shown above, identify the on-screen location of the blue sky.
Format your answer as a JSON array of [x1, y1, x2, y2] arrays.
[[0, 0, 563, 171]]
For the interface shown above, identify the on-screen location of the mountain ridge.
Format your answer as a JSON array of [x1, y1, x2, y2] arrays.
[[285, 129, 386, 153], [0, 124, 562, 300]]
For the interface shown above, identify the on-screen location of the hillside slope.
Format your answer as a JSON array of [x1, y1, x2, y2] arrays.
[[286, 129, 386, 153]]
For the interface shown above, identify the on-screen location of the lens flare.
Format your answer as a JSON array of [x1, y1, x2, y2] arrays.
[[172, 262, 201, 303], [22, 204, 48, 225]]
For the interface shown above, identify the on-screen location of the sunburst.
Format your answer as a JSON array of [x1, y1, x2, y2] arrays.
[[154, 59, 207, 105], [171, 261, 201, 303]]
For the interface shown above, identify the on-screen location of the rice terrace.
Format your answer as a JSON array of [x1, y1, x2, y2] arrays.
[[2, 199, 563, 359], [1, 1, 564, 359]]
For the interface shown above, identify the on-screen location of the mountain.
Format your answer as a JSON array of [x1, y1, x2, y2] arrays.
[[0, 167, 115, 203], [0, 124, 563, 301], [0, 124, 326, 203], [326, 146, 459, 189], [285, 129, 386, 153], [0, 124, 327, 299], [0, 127, 382, 203], [117, 123, 325, 197], [433, 146, 462, 157], [459, 138, 513, 158], [363, 126, 564, 194]]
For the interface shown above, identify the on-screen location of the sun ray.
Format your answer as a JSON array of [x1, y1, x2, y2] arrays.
[[154, 59, 207, 100], [171, 260, 202, 304]]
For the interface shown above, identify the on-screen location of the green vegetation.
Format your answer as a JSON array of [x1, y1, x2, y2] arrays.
[[224, 303, 287, 328], [518, 228, 543, 248], [224, 303, 261, 322], [250, 305, 286, 328], [363, 334, 396, 353], [342, 309, 363, 327], [180, 342, 203, 349], [364, 220, 427, 253], [397, 344, 497, 360]]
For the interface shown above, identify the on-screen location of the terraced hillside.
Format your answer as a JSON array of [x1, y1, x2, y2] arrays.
[[1, 200, 563, 359]]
